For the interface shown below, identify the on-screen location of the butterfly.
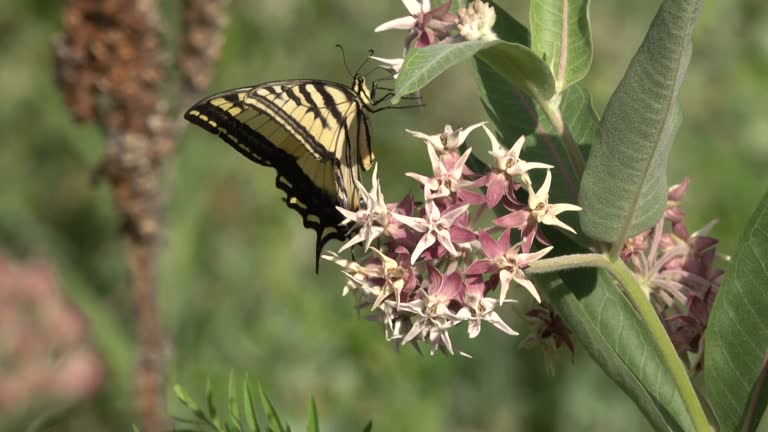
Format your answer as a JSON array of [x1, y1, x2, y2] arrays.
[[184, 62, 410, 269]]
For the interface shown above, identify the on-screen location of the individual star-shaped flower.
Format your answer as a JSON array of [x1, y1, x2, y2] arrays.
[[493, 170, 581, 251], [391, 199, 470, 264], [456, 274, 517, 338], [321, 252, 379, 297], [406, 122, 485, 155], [398, 266, 464, 355], [464, 229, 552, 303], [482, 125, 552, 208], [374, 0, 457, 49], [527, 170, 582, 233], [368, 247, 418, 309], [406, 144, 472, 199], [336, 164, 389, 252]]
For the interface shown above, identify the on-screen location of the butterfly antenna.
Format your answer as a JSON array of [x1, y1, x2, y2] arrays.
[[354, 49, 375, 76], [336, 44, 353, 77]]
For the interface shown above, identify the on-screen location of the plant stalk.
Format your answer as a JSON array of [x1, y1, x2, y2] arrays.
[[528, 253, 711, 431]]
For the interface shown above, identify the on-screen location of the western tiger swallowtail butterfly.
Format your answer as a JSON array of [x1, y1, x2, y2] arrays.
[[184, 55, 409, 270]]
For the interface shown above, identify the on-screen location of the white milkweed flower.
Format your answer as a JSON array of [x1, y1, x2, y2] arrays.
[[457, 1, 498, 42]]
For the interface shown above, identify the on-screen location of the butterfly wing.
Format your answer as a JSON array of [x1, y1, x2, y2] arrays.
[[184, 80, 374, 268]]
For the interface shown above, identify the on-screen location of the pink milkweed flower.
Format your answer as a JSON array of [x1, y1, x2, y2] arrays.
[[406, 144, 473, 200], [320, 252, 377, 296], [406, 122, 485, 155], [457, 274, 517, 339], [482, 125, 552, 208], [336, 164, 389, 252], [392, 199, 470, 264], [398, 266, 464, 355], [620, 178, 726, 373], [368, 247, 418, 309], [464, 229, 553, 303], [493, 170, 581, 252], [374, 0, 458, 49], [324, 123, 579, 355]]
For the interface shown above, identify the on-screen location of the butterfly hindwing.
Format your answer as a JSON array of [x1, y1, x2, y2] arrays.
[[184, 79, 374, 267]]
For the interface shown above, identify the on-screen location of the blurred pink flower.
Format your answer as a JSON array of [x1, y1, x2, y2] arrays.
[[0, 255, 105, 412]]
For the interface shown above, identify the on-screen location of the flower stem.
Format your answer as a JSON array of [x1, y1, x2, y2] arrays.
[[533, 94, 585, 181], [527, 253, 711, 431]]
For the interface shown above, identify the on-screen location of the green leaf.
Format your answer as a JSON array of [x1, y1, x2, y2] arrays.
[[243, 381, 261, 432], [395, 41, 495, 101], [259, 384, 286, 432], [207, 378, 223, 431], [473, 2, 536, 144], [228, 372, 243, 432], [306, 397, 319, 432], [175, 384, 209, 424], [705, 190, 768, 432], [545, 231, 693, 431], [132, 425, 140, 432], [361, 420, 373, 432], [530, 0, 593, 91], [395, 40, 554, 104], [526, 84, 598, 206], [488, 0, 530, 45], [475, 42, 556, 101], [578, 0, 702, 247]]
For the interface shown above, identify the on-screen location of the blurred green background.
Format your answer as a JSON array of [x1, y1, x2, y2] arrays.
[[1, 0, 767, 431]]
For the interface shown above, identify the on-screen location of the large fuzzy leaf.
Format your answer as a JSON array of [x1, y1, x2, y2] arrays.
[[705, 190, 768, 432], [578, 0, 702, 247]]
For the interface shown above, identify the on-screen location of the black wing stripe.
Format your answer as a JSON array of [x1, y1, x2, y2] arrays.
[[284, 88, 304, 108], [248, 93, 331, 159], [297, 84, 329, 129], [314, 84, 347, 127]]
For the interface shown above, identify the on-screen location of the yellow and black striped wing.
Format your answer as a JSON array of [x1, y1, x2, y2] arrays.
[[184, 79, 375, 266]]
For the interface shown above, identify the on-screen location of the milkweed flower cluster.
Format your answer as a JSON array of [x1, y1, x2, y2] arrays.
[[323, 123, 581, 356], [372, 0, 498, 77], [621, 178, 727, 373]]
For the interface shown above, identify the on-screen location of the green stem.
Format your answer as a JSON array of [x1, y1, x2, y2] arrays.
[[533, 93, 586, 180], [527, 253, 711, 431]]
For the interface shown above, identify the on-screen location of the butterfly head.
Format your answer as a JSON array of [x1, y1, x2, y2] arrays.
[[352, 74, 374, 109]]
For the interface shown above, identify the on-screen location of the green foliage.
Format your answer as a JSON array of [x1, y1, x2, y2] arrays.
[[530, 0, 593, 91], [705, 190, 768, 432], [170, 375, 367, 432], [3, 0, 768, 431], [392, 0, 766, 430], [545, 230, 692, 432], [396, 40, 554, 103], [578, 0, 702, 248]]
